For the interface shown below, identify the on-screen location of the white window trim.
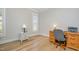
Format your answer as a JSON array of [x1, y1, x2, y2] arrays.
[[32, 12, 39, 32], [0, 8, 6, 37]]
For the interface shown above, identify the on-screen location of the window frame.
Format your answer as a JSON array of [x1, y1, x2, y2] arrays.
[[0, 8, 6, 37], [0, 16, 3, 33], [32, 12, 39, 32]]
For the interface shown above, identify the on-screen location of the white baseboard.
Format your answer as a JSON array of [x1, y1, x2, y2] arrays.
[[39, 33, 49, 37], [0, 34, 39, 44], [28, 33, 40, 37], [0, 33, 49, 44], [0, 38, 18, 44]]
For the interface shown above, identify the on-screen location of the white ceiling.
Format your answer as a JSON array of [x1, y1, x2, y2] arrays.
[[31, 8, 49, 13]]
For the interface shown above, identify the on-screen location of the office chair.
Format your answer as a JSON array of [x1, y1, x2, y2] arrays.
[[53, 29, 66, 50]]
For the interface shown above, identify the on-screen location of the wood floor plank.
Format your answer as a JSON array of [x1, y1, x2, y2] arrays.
[[0, 35, 74, 51]]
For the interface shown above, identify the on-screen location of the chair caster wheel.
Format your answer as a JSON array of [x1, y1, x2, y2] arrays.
[[64, 48, 66, 50]]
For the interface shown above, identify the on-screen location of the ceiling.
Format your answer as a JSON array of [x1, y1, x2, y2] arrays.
[[31, 8, 49, 13]]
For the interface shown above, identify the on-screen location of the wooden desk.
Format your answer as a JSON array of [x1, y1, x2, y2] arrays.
[[65, 32, 79, 50], [49, 31, 79, 50], [49, 31, 55, 43]]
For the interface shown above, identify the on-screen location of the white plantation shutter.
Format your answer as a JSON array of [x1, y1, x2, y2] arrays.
[[32, 12, 38, 32], [0, 8, 6, 36], [0, 12, 3, 33]]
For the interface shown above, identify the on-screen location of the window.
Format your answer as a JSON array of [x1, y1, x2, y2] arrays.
[[0, 16, 2, 33], [0, 8, 6, 36], [32, 12, 39, 32]]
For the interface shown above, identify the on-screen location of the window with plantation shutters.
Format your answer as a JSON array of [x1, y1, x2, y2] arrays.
[[32, 12, 39, 32], [0, 8, 6, 36]]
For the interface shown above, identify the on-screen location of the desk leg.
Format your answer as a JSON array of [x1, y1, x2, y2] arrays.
[[20, 39, 23, 44]]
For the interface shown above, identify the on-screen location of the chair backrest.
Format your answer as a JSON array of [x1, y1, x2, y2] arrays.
[[53, 29, 65, 41]]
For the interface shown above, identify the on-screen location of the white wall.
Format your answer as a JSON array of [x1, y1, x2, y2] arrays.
[[40, 8, 79, 36], [1, 8, 79, 44], [0, 8, 39, 44]]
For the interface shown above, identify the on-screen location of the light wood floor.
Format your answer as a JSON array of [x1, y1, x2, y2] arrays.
[[0, 35, 75, 51]]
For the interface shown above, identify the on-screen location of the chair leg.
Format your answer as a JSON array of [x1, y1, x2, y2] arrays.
[[64, 47, 66, 50], [55, 43, 59, 48], [56, 45, 58, 48], [61, 44, 66, 50]]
